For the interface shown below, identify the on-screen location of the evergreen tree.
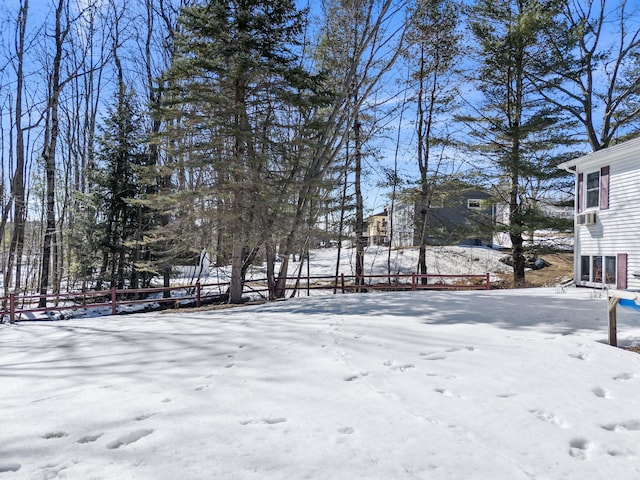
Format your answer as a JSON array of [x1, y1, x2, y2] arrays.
[[92, 88, 148, 289], [463, 0, 574, 286], [157, 0, 314, 303]]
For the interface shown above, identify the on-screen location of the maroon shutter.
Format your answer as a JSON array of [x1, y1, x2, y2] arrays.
[[577, 173, 584, 213], [617, 253, 628, 290], [600, 166, 610, 210]]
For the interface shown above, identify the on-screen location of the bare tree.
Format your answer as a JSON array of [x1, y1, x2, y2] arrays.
[[272, 0, 408, 295], [533, 0, 640, 150], [4, 0, 29, 301], [405, 0, 461, 280]]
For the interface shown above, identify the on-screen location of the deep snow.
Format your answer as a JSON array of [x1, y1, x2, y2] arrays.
[[2, 286, 640, 479]]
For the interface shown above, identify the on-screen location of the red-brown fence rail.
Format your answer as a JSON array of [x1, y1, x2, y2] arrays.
[[0, 272, 490, 323]]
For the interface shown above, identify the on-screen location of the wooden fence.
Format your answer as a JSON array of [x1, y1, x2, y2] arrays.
[[0, 272, 491, 323]]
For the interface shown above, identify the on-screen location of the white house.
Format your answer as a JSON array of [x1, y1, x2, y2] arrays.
[[558, 137, 640, 290]]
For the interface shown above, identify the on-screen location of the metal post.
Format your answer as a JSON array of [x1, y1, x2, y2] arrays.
[[196, 282, 201, 308], [485, 273, 491, 290]]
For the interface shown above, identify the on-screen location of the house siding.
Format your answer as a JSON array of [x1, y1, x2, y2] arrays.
[[574, 142, 640, 289]]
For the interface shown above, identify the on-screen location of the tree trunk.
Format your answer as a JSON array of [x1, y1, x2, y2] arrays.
[[38, 0, 66, 307], [229, 240, 245, 304], [265, 241, 276, 300], [511, 232, 526, 286], [353, 97, 365, 288], [5, 0, 29, 303]]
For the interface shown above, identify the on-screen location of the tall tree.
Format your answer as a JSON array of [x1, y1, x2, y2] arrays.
[[158, 0, 313, 303], [38, 0, 70, 306], [405, 0, 461, 279], [93, 87, 147, 289], [464, 0, 571, 286], [65, 0, 110, 292], [312, 0, 407, 288], [4, 0, 29, 299]]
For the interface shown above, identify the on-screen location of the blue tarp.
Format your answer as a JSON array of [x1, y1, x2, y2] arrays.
[[619, 298, 640, 311]]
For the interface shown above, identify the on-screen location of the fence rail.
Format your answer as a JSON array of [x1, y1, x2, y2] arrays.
[[0, 272, 490, 323]]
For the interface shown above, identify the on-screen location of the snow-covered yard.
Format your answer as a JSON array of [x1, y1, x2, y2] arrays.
[[304, 245, 512, 277], [2, 287, 640, 479]]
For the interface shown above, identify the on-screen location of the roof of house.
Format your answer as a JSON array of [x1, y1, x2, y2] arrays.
[[558, 136, 640, 171], [367, 211, 388, 219]]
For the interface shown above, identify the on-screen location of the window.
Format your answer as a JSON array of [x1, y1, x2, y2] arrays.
[[605, 256, 616, 284], [581, 255, 616, 285], [578, 166, 609, 212], [580, 256, 590, 282], [592, 256, 602, 283], [586, 171, 600, 209], [467, 199, 483, 210]]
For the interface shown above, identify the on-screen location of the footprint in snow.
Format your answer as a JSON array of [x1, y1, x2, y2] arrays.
[[42, 431, 68, 439], [601, 420, 640, 432], [76, 433, 103, 444], [384, 361, 415, 372], [529, 409, 569, 428], [569, 352, 590, 361], [446, 346, 477, 353], [591, 387, 610, 399], [194, 384, 210, 391], [420, 353, 447, 361], [0, 463, 21, 473], [607, 447, 635, 457], [613, 372, 635, 381], [135, 413, 155, 421], [434, 388, 463, 399], [569, 438, 592, 459], [106, 429, 154, 449], [338, 426, 354, 434], [496, 393, 517, 398], [391, 364, 415, 372], [239, 418, 287, 426], [344, 372, 368, 382]]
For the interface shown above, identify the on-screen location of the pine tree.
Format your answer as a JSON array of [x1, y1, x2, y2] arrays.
[[463, 0, 575, 286], [156, 0, 315, 303], [92, 88, 148, 289]]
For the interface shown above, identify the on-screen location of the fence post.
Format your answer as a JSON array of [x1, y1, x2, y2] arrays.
[[341, 274, 345, 294], [608, 295, 619, 347], [9, 293, 15, 324], [412, 273, 416, 291], [196, 282, 201, 308], [111, 287, 117, 316], [485, 273, 491, 290]]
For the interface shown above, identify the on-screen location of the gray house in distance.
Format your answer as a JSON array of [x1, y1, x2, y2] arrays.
[[391, 189, 494, 248]]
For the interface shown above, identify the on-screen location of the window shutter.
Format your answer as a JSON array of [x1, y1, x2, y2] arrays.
[[577, 173, 584, 213], [600, 166, 610, 210], [617, 253, 628, 290]]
